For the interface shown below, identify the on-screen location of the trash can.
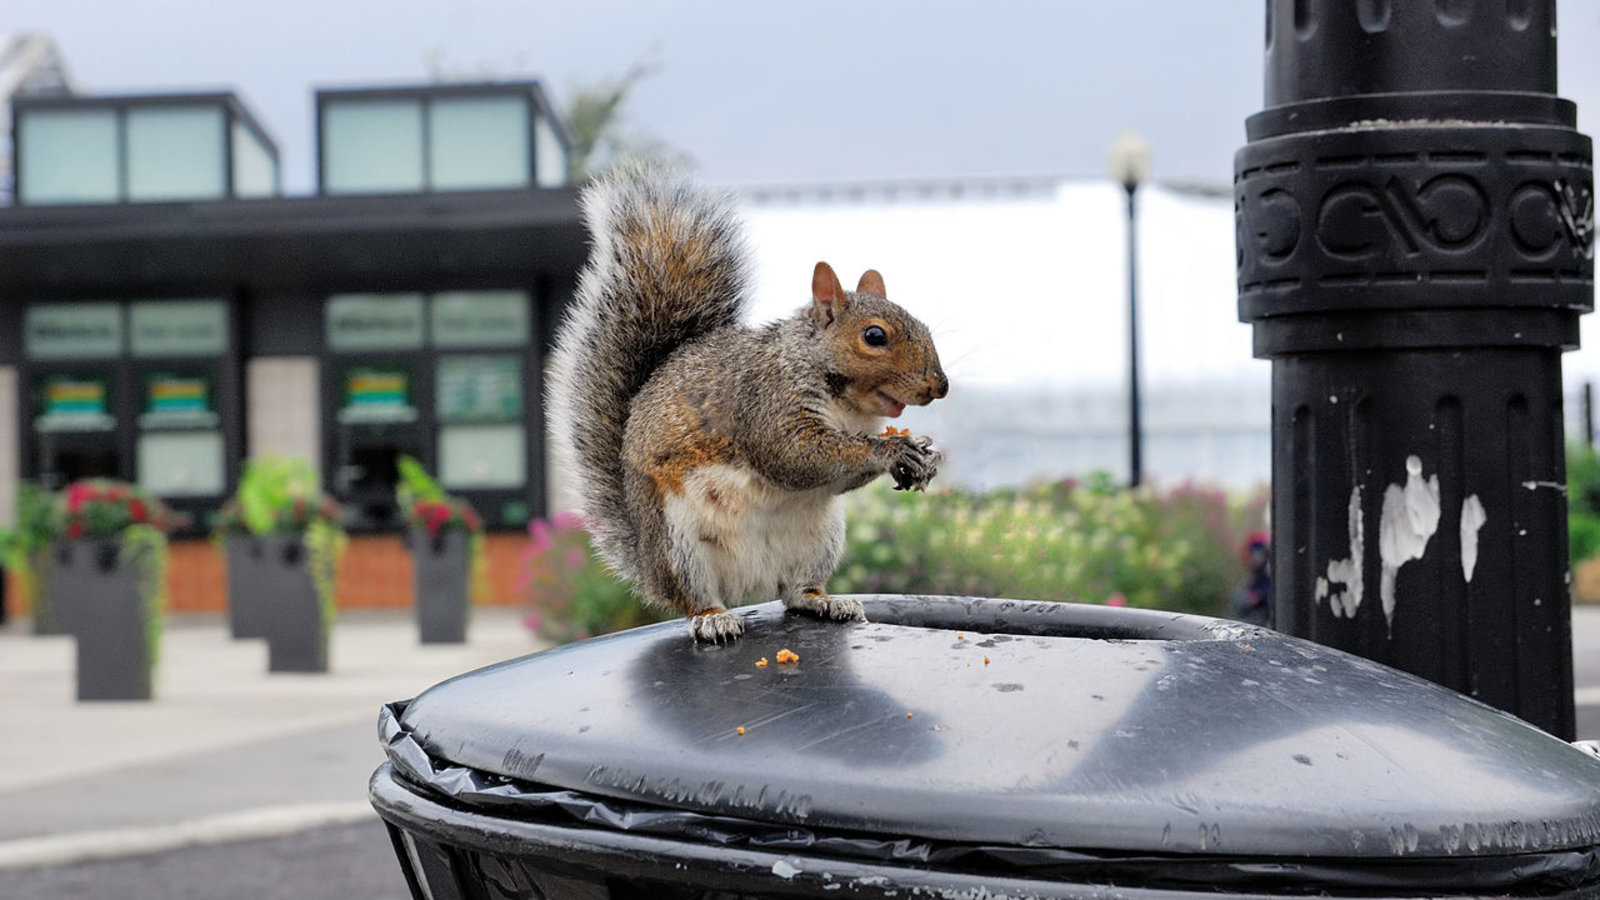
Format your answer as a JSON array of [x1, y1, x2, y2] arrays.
[[370, 596, 1600, 898]]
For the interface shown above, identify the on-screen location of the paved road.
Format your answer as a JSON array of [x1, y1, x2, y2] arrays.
[[0, 820, 406, 900]]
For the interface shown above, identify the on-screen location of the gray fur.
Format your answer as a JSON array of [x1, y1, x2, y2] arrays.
[[545, 165, 752, 580]]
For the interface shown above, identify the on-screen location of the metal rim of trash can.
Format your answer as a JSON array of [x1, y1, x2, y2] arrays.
[[370, 759, 1600, 898]]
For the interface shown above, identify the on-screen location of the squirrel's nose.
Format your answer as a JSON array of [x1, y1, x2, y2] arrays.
[[931, 372, 949, 401]]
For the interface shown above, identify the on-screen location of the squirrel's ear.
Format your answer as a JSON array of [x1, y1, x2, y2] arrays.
[[856, 269, 887, 298], [811, 261, 847, 328]]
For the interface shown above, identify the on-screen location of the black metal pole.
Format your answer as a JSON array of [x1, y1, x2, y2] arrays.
[[1585, 381, 1595, 450], [1235, 1, 1593, 738], [1125, 182, 1143, 489]]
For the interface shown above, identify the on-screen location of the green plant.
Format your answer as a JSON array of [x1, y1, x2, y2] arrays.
[[215, 457, 342, 537], [120, 523, 168, 672], [1571, 514, 1600, 567], [1569, 443, 1600, 520], [45, 479, 173, 676], [519, 512, 668, 643], [397, 455, 487, 603], [305, 518, 345, 629], [832, 476, 1267, 617], [59, 478, 176, 539], [216, 456, 346, 623], [7, 483, 59, 622]]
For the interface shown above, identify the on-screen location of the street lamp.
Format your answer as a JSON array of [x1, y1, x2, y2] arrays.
[[1107, 130, 1151, 488]]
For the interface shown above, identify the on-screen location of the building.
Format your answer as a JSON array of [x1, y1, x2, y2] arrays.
[[0, 78, 585, 609]]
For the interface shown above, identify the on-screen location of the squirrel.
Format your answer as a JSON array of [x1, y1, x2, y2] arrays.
[[546, 166, 948, 643]]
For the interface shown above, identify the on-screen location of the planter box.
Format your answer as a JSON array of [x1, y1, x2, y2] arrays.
[[54, 538, 157, 701], [412, 530, 470, 644], [28, 546, 63, 636], [259, 535, 329, 673], [223, 535, 271, 639]]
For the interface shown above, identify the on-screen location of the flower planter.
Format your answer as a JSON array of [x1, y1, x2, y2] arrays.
[[53, 538, 158, 701], [27, 546, 64, 636], [223, 535, 271, 639], [412, 529, 470, 644], [260, 535, 329, 673]]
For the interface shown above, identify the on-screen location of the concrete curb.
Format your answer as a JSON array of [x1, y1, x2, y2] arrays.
[[0, 801, 377, 871]]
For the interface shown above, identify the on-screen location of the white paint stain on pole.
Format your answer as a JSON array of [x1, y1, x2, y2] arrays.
[[1460, 494, 1487, 583], [1316, 485, 1364, 618], [1378, 456, 1441, 631]]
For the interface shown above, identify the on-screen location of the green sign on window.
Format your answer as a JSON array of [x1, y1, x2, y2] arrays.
[[437, 355, 522, 422]]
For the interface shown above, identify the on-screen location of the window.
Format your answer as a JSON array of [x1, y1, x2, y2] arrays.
[[438, 423, 526, 489], [232, 120, 278, 198], [321, 99, 426, 194], [126, 106, 226, 201], [437, 355, 525, 489], [430, 96, 530, 191], [318, 88, 561, 195], [17, 108, 119, 204], [13, 97, 279, 205], [138, 432, 225, 497]]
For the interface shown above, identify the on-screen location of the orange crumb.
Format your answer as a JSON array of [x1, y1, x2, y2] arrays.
[[755, 658, 769, 668], [776, 648, 800, 664], [906, 712, 914, 719], [881, 426, 911, 437], [984, 656, 991, 665], [737, 727, 746, 736], [957, 632, 964, 640]]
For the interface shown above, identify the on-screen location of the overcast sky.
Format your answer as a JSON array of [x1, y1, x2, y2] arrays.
[[12, 1, 1600, 196]]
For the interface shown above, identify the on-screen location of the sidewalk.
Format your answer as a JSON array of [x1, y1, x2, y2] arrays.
[[0, 607, 542, 869]]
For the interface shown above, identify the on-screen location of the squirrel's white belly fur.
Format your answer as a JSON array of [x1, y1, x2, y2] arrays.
[[662, 463, 845, 608]]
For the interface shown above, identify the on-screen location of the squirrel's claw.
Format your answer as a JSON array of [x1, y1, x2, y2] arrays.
[[890, 436, 942, 492], [688, 609, 745, 643], [785, 590, 866, 623]]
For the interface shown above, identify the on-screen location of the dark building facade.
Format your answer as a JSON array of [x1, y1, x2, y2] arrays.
[[0, 82, 585, 537]]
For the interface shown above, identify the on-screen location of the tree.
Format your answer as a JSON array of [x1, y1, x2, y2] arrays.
[[561, 63, 691, 183]]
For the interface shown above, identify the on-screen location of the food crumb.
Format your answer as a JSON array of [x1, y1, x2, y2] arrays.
[[755, 658, 769, 668], [737, 727, 746, 736], [984, 656, 991, 665], [957, 632, 964, 640], [881, 426, 911, 437], [906, 712, 913, 719], [776, 648, 800, 664]]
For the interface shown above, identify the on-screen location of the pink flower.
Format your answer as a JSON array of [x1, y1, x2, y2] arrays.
[[65, 482, 93, 513], [528, 519, 551, 554], [1105, 592, 1128, 607]]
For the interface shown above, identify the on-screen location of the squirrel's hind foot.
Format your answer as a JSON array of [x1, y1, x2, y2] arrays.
[[688, 609, 745, 643], [784, 589, 866, 623]]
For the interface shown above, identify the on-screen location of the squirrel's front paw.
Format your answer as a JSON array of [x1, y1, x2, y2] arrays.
[[785, 590, 866, 623], [889, 435, 942, 492], [688, 609, 745, 643]]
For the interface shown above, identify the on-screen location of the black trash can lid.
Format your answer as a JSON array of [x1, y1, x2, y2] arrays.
[[384, 596, 1600, 860]]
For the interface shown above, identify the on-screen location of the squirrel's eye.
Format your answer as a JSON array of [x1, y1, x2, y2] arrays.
[[863, 325, 888, 347]]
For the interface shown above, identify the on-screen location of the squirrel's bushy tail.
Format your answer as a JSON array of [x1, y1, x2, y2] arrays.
[[545, 165, 752, 580]]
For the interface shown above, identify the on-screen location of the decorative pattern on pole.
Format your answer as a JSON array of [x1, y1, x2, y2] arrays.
[[1235, 1, 1594, 738]]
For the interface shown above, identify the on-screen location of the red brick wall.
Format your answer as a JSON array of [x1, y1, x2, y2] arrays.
[[6, 532, 531, 614]]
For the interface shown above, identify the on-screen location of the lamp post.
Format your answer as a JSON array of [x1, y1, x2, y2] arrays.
[[1108, 131, 1151, 488]]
